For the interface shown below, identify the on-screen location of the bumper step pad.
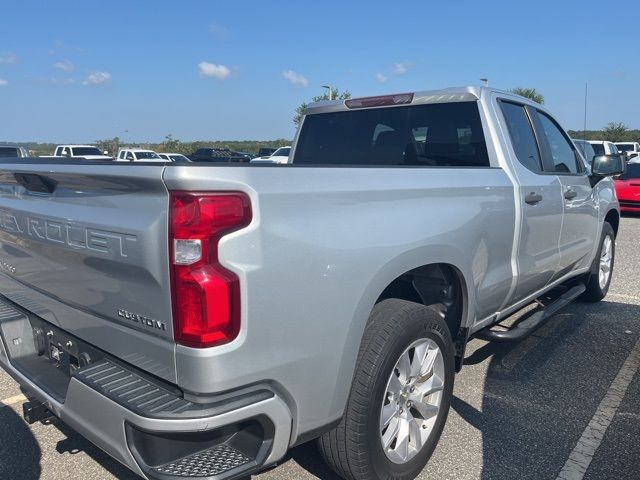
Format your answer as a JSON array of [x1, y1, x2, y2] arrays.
[[74, 359, 195, 418], [153, 445, 251, 477], [74, 358, 273, 419]]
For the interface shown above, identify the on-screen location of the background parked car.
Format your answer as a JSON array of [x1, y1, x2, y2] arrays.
[[231, 151, 253, 161], [189, 148, 250, 162], [158, 153, 191, 162], [614, 163, 640, 212], [615, 142, 640, 161], [251, 146, 291, 164], [116, 148, 166, 162], [588, 140, 620, 156], [0, 144, 29, 158]]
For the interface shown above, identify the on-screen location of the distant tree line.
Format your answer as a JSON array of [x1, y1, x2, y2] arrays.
[[567, 122, 640, 143]]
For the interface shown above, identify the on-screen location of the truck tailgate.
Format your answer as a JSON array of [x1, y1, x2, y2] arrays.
[[0, 162, 175, 382]]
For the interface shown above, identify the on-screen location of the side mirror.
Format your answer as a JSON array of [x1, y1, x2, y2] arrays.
[[591, 154, 625, 177], [103, 150, 109, 155]]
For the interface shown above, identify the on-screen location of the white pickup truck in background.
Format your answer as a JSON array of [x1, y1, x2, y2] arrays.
[[116, 148, 167, 162], [52, 145, 113, 160], [615, 142, 640, 161]]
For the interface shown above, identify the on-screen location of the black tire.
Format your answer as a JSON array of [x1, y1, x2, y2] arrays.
[[580, 222, 615, 302], [319, 299, 455, 480]]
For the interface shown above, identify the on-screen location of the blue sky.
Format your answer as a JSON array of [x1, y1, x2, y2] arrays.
[[1, 0, 639, 143]]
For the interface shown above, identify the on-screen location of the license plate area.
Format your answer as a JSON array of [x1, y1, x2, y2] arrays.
[[43, 329, 89, 376], [0, 300, 103, 402]]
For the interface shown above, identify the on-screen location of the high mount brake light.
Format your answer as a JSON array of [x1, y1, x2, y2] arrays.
[[345, 93, 414, 109], [169, 192, 252, 348]]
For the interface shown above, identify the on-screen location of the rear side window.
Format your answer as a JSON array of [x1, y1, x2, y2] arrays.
[[293, 102, 489, 167], [591, 143, 605, 155], [0, 147, 19, 158], [499, 102, 542, 173], [537, 112, 581, 174]]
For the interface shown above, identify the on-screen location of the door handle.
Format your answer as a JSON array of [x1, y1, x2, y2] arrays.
[[564, 188, 577, 200], [524, 192, 543, 205]]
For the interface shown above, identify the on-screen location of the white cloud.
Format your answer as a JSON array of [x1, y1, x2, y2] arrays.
[[49, 78, 75, 86], [83, 71, 111, 86], [0, 79, 8, 87], [282, 70, 308, 87], [393, 62, 411, 75], [209, 22, 229, 38], [0, 53, 16, 65], [54, 59, 74, 72], [375, 72, 388, 83], [198, 61, 231, 80]]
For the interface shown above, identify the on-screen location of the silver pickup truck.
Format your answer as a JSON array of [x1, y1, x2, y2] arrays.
[[0, 86, 624, 480]]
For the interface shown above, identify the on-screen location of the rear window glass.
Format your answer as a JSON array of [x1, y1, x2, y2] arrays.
[[591, 143, 605, 155], [0, 147, 19, 157], [293, 102, 489, 167], [616, 144, 634, 152], [135, 151, 161, 159], [72, 147, 102, 156]]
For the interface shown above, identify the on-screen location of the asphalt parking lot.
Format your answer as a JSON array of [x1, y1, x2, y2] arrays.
[[1, 218, 639, 480]]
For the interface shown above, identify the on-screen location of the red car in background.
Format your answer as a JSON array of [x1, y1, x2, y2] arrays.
[[615, 164, 640, 212]]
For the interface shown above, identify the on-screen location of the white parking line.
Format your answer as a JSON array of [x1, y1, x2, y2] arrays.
[[556, 338, 640, 480], [0, 393, 26, 409]]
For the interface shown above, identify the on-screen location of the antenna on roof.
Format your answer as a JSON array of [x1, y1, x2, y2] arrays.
[[480, 78, 489, 87], [583, 83, 588, 141]]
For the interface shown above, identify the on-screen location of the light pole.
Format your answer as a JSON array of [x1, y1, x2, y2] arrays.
[[480, 78, 489, 87], [322, 85, 333, 100]]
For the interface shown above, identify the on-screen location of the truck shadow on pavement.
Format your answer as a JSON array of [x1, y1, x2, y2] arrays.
[[52, 419, 141, 479], [2, 300, 635, 480], [0, 405, 41, 479], [453, 299, 639, 480], [273, 300, 640, 480]]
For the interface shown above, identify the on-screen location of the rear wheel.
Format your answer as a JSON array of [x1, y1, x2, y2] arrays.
[[319, 299, 455, 480], [580, 222, 615, 302]]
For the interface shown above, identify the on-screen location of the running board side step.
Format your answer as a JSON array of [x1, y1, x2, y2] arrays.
[[475, 283, 586, 342]]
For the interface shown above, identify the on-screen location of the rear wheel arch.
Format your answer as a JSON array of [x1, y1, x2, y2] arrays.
[[375, 263, 469, 345], [604, 209, 619, 237]]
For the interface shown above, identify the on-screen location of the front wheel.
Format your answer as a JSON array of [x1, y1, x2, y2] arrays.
[[580, 222, 615, 302], [319, 299, 455, 480]]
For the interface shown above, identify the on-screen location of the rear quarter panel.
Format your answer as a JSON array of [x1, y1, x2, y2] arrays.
[[163, 164, 516, 440]]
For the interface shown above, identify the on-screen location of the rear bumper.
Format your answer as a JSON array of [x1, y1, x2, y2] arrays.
[[0, 298, 292, 480]]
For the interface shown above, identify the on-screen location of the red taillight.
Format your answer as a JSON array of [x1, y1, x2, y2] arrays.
[[169, 192, 252, 348], [345, 93, 414, 109]]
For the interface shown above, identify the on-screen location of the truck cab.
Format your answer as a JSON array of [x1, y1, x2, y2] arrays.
[[53, 145, 113, 160], [0, 144, 29, 158], [615, 142, 640, 161], [116, 148, 167, 162]]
